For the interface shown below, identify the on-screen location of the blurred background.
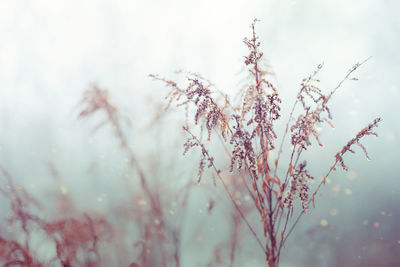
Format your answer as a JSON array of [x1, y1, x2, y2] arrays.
[[0, 0, 399, 266]]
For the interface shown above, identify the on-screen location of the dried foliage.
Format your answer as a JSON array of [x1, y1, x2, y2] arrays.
[[0, 84, 197, 267], [0, 165, 112, 267], [77, 85, 197, 267], [335, 117, 381, 171], [152, 19, 381, 266]]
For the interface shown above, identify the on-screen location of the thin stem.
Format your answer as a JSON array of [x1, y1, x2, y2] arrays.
[[272, 63, 324, 179], [184, 127, 267, 254], [327, 57, 371, 101], [281, 160, 338, 246]]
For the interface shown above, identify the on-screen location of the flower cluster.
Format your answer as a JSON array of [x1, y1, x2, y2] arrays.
[[242, 19, 281, 151], [183, 126, 216, 182], [284, 161, 314, 211], [151, 74, 228, 141], [230, 115, 257, 178], [335, 117, 381, 171]]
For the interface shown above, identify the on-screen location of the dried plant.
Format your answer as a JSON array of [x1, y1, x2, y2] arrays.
[[0, 83, 200, 267], [151, 19, 381, 266], [0, 164, 112, 267], [78, 84, 199, 267]]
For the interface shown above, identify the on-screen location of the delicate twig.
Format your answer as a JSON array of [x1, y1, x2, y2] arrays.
[[183, 127, 266, 254]]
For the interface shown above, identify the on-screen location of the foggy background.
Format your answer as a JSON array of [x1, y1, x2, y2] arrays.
[[0, 0, 399, 266]]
